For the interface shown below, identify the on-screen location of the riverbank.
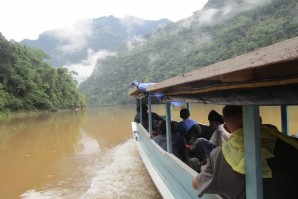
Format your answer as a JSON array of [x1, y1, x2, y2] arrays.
[[0, 108, 85, 121]]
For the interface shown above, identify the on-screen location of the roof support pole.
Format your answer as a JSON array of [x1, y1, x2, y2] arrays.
[[148, 93, 152, 137], [186, 102, 191, 112], [140, 99, 143, 125], [243, 105, 263, 199], [165, 102, 172, 153], [281, 105, 289, 135], [136, 98, 139, 110]]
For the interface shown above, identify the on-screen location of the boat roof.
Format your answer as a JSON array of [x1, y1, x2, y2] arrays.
[[146, 37, 298, 105], [129, 86, 145, 98], [129, 82, 157, 99]]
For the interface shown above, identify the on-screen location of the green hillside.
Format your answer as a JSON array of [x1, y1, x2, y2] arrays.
[[80, 0, 298, 106], [0, 34, 86, 116]]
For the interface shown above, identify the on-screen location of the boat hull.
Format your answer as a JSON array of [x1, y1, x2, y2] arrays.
[[132, 122, 220, 199]]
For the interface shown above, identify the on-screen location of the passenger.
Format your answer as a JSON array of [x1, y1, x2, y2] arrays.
[[190, 110, 229, 162], [134, 103, 163, 135], [208, 110, 230, 147], [153, 120, 188, 163], [177, 108, 198, 140], [192, 105, 298, 199]]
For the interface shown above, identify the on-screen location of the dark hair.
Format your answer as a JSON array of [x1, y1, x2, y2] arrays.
[[208, 110, 224, 124], [136, 104, 148, 113], [180, 108, 190, 120], [222, 106, 242, 119], [159, 120, 176, 135]]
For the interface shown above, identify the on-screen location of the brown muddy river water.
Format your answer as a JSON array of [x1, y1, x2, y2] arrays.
[[0, 105, 297, 199]]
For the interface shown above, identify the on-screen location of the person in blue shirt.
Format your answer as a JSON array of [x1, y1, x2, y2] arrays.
[[177, 108, 198, 138]]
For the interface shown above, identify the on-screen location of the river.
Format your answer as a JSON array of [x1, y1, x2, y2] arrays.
[[0, 105, 297, 199]]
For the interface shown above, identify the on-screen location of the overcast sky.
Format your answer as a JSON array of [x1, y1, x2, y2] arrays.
[[0, 0, 208, 41]]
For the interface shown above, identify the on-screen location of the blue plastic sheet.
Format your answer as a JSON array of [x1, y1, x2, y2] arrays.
[[131, 81, 183, 106]]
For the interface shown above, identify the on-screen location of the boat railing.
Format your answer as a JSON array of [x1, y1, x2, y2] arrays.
[[132, 121, 221, 199]]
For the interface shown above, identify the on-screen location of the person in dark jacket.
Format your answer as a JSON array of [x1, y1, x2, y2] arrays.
[[134, 104, 163, 135], [190, 110, 229, 161], [154, 120, 188, 163]]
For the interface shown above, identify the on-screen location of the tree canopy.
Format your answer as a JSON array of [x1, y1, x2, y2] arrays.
[[0, 34, 86, 115]]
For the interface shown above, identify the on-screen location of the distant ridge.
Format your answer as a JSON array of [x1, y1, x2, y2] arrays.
[[21, 16, 172, 67]]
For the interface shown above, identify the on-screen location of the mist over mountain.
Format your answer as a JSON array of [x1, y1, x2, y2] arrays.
[[79, 0, 298, 106], [21, 16, 172, 83]]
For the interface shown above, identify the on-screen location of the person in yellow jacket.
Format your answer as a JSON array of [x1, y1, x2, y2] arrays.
[[192, 105, 298, 199]]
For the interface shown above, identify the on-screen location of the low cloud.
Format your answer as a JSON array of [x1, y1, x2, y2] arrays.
[[48, 19, 93, 54], [64, 49, 116, 84], [120, 16, 145, 27], [126, 36, 146, 51], [183, 0, 273, 27], [198, 8, 219, 25], [147, 53, 160, 65], [120, 16, 145, 36]]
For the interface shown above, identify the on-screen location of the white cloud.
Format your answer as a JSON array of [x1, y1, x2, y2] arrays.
[[64, 49, 116, 84], [120, 16, 145, 27], [120, 16, 146, 36], [198, 8, 219, 25], [126, 37, 146, 51], [147, 53, 160, 65], [0, 0, 208, 41], [222, 6, 233, 17], [193, 0, 272, 26], [247, 0, 272, 7], [48, 20, 93, 54]]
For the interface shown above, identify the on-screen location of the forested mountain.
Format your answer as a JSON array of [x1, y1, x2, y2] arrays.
[[0, 34, 86, 115], [21, 16, 172, 67], [80, 0, 298, 106]]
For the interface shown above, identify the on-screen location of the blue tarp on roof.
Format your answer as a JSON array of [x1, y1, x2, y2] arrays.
[[131, 81, 183, 106], [131, 81, 155, 92]]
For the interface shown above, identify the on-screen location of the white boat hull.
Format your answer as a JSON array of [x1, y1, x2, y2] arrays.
[[132, 122, 220, 199]]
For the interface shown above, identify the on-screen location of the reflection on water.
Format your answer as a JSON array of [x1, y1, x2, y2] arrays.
[[0, 106, 161, 199], [0, 111, 85, 199], [0, 105, 297, 199]]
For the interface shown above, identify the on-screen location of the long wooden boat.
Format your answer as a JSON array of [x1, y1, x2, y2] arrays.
[[130, 37, 298, 199]]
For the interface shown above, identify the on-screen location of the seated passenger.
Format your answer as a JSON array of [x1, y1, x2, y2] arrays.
[[186, 123, 214, 146], [134, 104, 163, 134], [186, 124, 203, 145], [177, 108, 198, 141], [208, 110, 229, 147], [153, 120, 188, 163], [190, 110, 229, 162], [192, 105, 298, 199]]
